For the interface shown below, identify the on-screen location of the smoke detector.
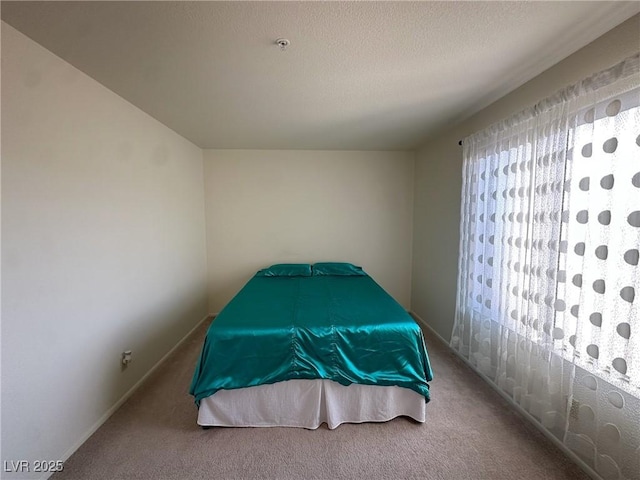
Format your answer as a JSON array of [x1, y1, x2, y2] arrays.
[[275, 38, 290, 51]]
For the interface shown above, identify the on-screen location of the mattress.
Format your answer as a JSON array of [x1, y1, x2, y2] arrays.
[[189, 272, 433, 417]]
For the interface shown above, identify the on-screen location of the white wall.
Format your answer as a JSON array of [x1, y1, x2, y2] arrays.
[[203, 149, 414, 311], [1, 23, 208, 477], [411, 14, 640, 341]]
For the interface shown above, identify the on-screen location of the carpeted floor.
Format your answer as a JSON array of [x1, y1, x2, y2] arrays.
[[53, 318, 589, 480]]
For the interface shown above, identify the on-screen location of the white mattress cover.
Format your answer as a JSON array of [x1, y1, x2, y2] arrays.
[[197, 379, 426, 430]]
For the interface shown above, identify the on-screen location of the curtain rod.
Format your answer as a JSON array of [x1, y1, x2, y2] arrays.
[[460, 53, 639, 143]]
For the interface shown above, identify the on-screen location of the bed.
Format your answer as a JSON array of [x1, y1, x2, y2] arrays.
[[189, 262, 433, 429]]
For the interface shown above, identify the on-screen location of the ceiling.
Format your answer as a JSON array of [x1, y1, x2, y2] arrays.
[[2, 1, 639, 150]]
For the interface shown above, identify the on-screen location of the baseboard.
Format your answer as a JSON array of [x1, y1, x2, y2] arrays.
[[409, 311, 451, 347], [409, 311, 602, 480], [49, 313, 213, 480]]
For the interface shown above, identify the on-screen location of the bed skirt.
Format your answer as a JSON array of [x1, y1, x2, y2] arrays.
[[197, 379, 426, 430]]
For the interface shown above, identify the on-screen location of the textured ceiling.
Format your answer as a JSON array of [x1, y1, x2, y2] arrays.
[[2, 1, 639, 150]]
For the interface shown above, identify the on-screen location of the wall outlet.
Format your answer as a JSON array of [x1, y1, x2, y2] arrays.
[[122, 350, 132, 366]]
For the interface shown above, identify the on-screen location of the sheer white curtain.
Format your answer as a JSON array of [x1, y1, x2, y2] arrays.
[[451, 54, 639, 480]]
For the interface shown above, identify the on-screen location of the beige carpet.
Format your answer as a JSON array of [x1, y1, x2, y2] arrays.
[[53, 318, 589, 480]]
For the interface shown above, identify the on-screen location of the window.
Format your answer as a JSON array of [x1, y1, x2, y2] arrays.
[[558, 89, 639, 392]]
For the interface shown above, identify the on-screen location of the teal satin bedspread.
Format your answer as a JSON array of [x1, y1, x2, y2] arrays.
[[189, 274, 433, 406]]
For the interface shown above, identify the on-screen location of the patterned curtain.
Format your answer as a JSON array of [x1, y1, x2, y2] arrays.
[[451, 54, 639, 480]]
